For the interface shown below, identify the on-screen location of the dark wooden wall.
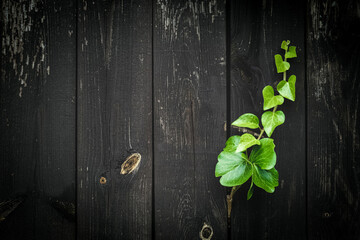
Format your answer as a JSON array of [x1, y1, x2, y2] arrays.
[[0, 0, 359, 240]]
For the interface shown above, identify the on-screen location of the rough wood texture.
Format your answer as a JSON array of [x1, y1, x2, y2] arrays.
[[153, 0, 227, 239], [230, 0, 306, 239], [0, 195, 26, 222], [77, 0, 152, 239], [1, 1, 360, 239], [0, 0, 76, 239], [307, 0, 360, 239]]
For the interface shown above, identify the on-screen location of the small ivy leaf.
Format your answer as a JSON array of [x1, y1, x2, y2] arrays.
[[252, 165, 279, 193], [285, 46, 297, 59], [223, 135, 241, 153], [232, 113, 260, 129], [250, 138, 276, 170], [274, 54, 290, 73], [277, 75, 296, 101], [261, 111, 285, 137], [281, 40, 290, 50], [215, 151, 252, 187], [263, 86, 284, 111], [247, 179, 254, 200], [236, 133, 261, 153]]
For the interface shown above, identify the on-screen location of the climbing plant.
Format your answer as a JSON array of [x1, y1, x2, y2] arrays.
[[215, 40, 297, 218]]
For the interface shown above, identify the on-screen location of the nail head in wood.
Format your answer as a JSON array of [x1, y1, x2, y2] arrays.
[[99, 177, 107, 184]]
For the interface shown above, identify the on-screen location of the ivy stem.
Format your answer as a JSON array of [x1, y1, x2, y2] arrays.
[[273, 105, 278, 113], [283, 49, 287, 81], [232, 126, 263, 138], [227, 185, 241, 220], [257, 128, 265, 140]]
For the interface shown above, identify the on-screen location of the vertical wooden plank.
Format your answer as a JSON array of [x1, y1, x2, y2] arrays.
[[230, 0, 306, 239], [77, 0, 152, 239], [153, 0, 227, 239], [0, 0, 76, 239], [307, 0, 360, 239]]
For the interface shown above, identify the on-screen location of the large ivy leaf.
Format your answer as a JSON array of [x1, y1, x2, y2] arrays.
[[274, 54, 290, 73], [263, 86, 284, 111], [215, 151, 252, 187], [223, 135, 241, 153], [232, 113, 260, 129], [261, 111, 285, 137], [281, 40, 290, 50], [236, 133, 260, 153], [252, 165, 279, 193], [215, 151, 246, 176], [285, 46, 297, 59], [250, 138, 276, 170], [277, 75, 296, 101]]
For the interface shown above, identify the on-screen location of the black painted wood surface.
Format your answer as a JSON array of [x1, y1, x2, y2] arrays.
[[153, 0, 227, 239], [77, 0, 152, 239], [0, 0, 359, 239], [0, 0, 76, 239], [306, 0, 360, 239]]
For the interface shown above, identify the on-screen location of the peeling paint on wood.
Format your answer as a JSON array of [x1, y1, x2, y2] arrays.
[[157, 0, 223, 42], [0, 0, 76, 239], [1, 0, 48, 97]]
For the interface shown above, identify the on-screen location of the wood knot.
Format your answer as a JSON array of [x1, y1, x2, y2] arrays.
[[199, 222, 213, 240], [323, 212, 332, 218], [120, 153, 141, 175], [99, 177, 107, 184]]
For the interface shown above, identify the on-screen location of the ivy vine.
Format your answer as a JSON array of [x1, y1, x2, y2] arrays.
[[215, 40, 297, 218]]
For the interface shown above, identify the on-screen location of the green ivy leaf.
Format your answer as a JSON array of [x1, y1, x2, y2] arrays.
[[285, 46, 297, 59], [236, 133, 260, 153], [250, 138, 276, 170], [232, 113, 259, 129], [261, 111, 285, 137], [281, 40, 290, 50], [247, 179, 254, 200], [215, 151, 252, 187], [263, 86, 284, 111], [252, 165, 279, 193], [274, 54, 290, 73], [215, 151, 247, 176], [277, 75, 296, 101], [223, 135, 241, 153]]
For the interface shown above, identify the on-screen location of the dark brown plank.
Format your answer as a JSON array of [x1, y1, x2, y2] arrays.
[[153, 0, 227, 239], [230, 0, 306, 239], [77, 0, 152, 239], [0, 0, 76, 239], [307, 0, 360, 239]]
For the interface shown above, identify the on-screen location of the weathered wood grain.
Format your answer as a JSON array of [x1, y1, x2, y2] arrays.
[[0, 195, 26, 222], [153, 0, 227, 239], [0, 0, 76, 239], [230, 0, 306, 239], [77, 0, 152, 239], [307, 0, 360, 239]]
